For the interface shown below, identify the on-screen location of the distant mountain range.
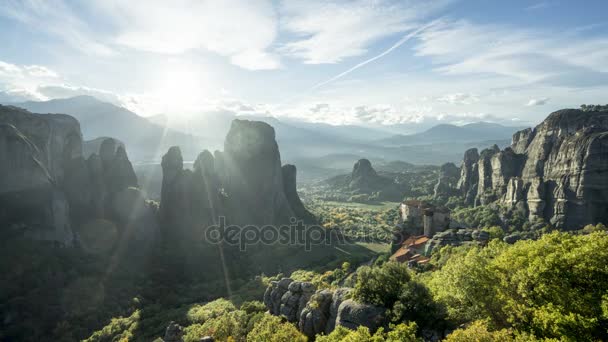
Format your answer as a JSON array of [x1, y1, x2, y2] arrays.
[[377, 122, 527, 146], [7, 96, 205, 161], [1, 96, 528, 168]]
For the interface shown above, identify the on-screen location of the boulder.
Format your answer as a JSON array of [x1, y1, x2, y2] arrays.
[[335, 299, 387, 332], [326, 288, 351, 334], [299, 290, 333, 339], [163, 321, 184, 342]]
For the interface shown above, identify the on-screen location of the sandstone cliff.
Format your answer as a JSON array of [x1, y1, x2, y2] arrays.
[[458, 108, 608, 229]]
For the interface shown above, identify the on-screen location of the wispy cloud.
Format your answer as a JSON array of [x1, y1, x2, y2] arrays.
[[308, 20, 440, 92], [526, 97, 550, 106], [95, 0, 281, 70], [413, 20, 608, 88], [279, 0, 451, 64], [436, 92, 479, 105]]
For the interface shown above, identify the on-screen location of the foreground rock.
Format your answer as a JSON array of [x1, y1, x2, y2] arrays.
[[264, 279, 386, 339], [457, 108, 608, 229]]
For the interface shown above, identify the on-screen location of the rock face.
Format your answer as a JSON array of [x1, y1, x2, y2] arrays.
[[457, 108, 608, 229], [222, 120, 294, 225], [0, 106, 81, 245], [299, 290, 333, 338], [336, 299, 387, 332], [0, 105, 150, 245], [457, 148, 479, 206], [282, 164, 316, 224], [264, 279, 387, 338], [433, 162, 460, 199], [160, 120, 315, 240], [349, 159, 390, 193], [163, 321, 184, 342]]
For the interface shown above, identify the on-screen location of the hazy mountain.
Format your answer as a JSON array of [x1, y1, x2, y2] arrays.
[[6, 96, 205, 161], [377, 122, 527, 146], [3, 96, 522, 166]]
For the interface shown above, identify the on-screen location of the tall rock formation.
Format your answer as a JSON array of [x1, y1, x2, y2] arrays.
[[282, 164, 316, 224], [159, 119, 315, 240], [222, 120, 294, 225], [0, 105, 151, 246], [457, 148, 479, 206], [0, 106, 81, 245], [433, 162, 460, 200], [457, 108, 608, 229]]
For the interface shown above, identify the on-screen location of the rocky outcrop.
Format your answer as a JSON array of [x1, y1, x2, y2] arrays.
[[280, 281, 315, 322], [264, 279, 387, 337], [433, 162, 460, 199], [336, 299, 387, 332], [457, 148, 479, 206], [0, 106, 81, 245], [299, 290, 333, 338], [457, 108, 608, 229], [348, 158, 392, 194], [163, 321, 184, 342], [160, 120, 316, 239], [222, 120, 294, 225], [0, 105, 149, 245], [282, 164, 316, 224]]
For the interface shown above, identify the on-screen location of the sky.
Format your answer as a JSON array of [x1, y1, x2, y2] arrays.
[[0, 0, 607, 128]]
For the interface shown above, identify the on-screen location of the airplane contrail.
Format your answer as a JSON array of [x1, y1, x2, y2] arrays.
[[308, 19, 442, 92]]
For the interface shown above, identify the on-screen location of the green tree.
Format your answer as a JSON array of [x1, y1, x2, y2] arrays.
[[427, 232, 608, 340], [246, 315, 306, 342]]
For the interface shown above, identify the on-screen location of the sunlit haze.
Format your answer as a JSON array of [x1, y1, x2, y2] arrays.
[[1, 0, 607, 127]]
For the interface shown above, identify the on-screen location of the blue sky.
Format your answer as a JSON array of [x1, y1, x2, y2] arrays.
[[0, 0, 607, 127]]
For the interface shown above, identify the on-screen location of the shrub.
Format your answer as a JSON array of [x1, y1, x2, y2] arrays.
[[246, 314, 306, 342], [187, 298, 236, 324]]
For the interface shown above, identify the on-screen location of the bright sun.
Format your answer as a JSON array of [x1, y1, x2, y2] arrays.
[[151, 61, 209, 115]]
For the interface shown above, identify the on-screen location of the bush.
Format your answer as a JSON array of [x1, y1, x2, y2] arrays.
[[352, 262, 411, 307], [187, 298, 236, 324], [444, 320, 557, 342], [352, 262, 443, 327], [246, 314, 306, 342], [316, 322, 420, 341]]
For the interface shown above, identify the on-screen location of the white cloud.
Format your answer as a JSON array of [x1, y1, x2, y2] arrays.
[[0, 61, 62, 102], [96, 0, 281, 70], [526, 97, 550, 106], [279, 0, 450, 64], [414, 20, 608, 87], [436, 92, 479, 105]]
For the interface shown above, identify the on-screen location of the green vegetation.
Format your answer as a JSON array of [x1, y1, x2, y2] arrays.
[[317, 322, 419, 342], [426, 231, 608, 340], [580, 104, 608, 112], [307, 200, 400, 243], [352, 262, 444, 328]]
